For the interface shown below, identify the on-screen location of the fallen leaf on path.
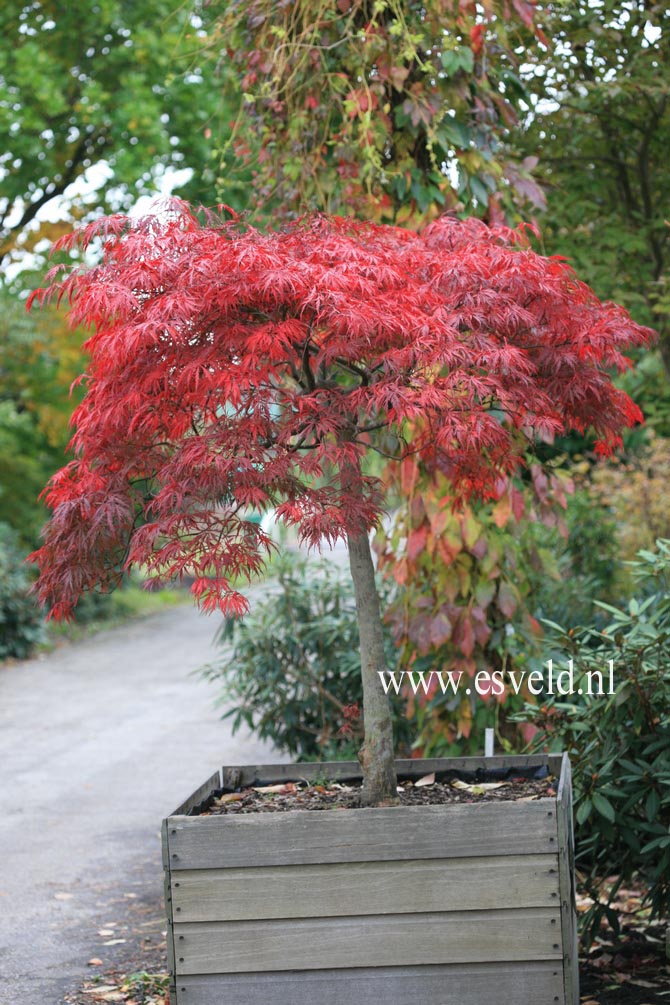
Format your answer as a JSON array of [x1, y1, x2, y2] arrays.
[[54, 892, 74, 900], [97, 929, 115, 937], [102, 938, 126, 945], [215, 792, 244, 804], [83, 986, 117, 993], [87, 958, 103, 966]]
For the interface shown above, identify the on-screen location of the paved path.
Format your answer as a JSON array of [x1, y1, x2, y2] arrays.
[[0, 601, 281, 1005]]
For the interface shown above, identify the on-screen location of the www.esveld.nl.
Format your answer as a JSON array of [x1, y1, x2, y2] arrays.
[[377, 659, 616, 698]]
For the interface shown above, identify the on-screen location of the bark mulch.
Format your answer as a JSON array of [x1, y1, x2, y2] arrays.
[[201, 770, 556, 814]]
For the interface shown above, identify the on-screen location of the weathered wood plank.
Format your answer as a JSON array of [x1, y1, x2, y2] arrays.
[[162, 821, 177, 1005], [173, 908, 562, 975], [557, 753, 579, 1005], [221, 755, 560, 789], [167, 798, 558, 870], [161, 817, 171, 871], [174, 961, 565, 1005], [171, 854, 560, 922], [171, 770, 222, 817]]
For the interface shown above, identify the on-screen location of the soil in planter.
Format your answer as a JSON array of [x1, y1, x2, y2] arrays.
[[200, 768, 557, 816]]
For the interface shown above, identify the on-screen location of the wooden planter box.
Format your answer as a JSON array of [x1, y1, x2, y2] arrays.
[[162, 754, 578, 1005]]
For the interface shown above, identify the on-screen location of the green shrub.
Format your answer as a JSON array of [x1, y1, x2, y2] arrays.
[[201, 553, 411, 760], [0, 522, 44, 659], [71, 588, 117, 624], [523, 486, 626, 633], [519, 540, 670, 944]]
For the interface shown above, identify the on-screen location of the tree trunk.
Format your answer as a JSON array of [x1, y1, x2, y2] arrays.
[[346, 528, 398, 806], [657, 329, 670, 384]]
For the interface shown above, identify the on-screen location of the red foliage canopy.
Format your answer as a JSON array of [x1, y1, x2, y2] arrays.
[[29, 202, 651, 619]]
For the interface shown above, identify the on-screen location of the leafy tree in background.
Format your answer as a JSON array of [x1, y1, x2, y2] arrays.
[[0, 0, 229, 268], [29, 203, 647, 802], [512, 0, 670, 640], [209, 0, 548, 223], [0, 286, 85, 544], [0, 522, 45, 658], [519, 1, 670, 378]]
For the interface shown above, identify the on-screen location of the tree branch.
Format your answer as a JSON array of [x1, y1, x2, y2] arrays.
[[0, 134, 98, 263], [637, 100, 666, 280], [334, 357, 371, 385]]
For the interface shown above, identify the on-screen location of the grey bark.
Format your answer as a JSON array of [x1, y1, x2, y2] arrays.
[[347, 528, 398, 806]]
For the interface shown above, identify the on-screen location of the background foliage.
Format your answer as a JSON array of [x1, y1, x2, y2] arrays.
[[519, 541, 670, 944], [209, 0, 547, 223], [517, 0, 670, 407], [202, 554, 410, 759], [0, 0, 229, 269], [0, 522, 45, 658]]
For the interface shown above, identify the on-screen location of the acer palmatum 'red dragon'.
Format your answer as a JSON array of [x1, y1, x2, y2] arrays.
[[29, 203, 651, 806]]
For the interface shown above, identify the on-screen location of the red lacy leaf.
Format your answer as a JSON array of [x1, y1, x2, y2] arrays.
[[27, 203, 652, 618]]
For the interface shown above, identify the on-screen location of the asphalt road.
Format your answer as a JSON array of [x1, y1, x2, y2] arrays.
[[0, 601, 280, 1005]]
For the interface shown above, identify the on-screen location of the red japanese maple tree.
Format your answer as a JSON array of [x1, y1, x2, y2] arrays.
[[29, 202, 650, 805]]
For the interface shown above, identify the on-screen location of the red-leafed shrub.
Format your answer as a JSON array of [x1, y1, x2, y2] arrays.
[[29, 202, 650, 804]]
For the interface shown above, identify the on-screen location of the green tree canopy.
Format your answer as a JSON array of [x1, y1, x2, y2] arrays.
[[0, 0, 229, 268], [518, 0, 669, 374], [0, 283, 85, 544]]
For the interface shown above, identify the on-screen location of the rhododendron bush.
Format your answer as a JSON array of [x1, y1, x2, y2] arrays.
[[29, 201, 650, 804]]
